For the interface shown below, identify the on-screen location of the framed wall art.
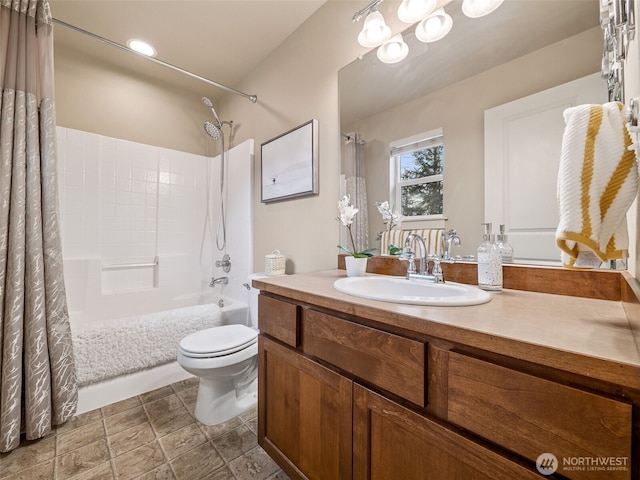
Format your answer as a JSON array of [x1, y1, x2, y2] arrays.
[[261, 119, 319, 203]]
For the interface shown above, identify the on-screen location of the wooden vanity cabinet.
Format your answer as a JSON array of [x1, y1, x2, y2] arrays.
[[257, 292, 634, 480], [259, 336, 352, 479], [353, 385, 543, 480]]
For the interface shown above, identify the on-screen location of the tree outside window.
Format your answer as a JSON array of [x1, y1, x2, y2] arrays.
[[392, 131, 444, 220]]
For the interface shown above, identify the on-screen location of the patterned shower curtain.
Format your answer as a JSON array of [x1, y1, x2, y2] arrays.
[[343, 133, 369, 253], [0, 0, 77, 452]]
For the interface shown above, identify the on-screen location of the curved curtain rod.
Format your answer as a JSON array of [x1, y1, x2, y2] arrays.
[[52, 18, 258, 104]]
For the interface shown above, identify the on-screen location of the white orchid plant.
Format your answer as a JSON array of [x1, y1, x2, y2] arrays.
[[375, 201, 399, 232], [375, 200, 402, 255], [337, 196, 375, 258]]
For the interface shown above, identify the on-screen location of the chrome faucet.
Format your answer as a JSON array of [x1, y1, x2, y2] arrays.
[[443, 229, 461, 261], [210, 276, 228, 287], [399, 233, 449, 283], [399, 233, 427, 276]]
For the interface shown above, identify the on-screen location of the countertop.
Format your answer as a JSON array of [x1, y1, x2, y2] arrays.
[[253, 270, 640, 390]]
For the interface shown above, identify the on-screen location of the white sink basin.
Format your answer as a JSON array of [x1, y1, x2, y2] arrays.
[[333, 276, 491, 306]]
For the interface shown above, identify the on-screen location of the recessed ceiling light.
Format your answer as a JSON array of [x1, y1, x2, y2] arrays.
[[126, 39, 157, 57]]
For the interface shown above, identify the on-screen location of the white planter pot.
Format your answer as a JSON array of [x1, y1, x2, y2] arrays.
[[345, 256, 368, 277]]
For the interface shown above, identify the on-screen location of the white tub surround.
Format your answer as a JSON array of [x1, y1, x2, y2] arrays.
[[57, 128, 254, 414]]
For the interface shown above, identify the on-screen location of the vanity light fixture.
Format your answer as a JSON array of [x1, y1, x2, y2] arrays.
[[415, 8, 453, 43], [461, 0, 504, 18], [357, 9, 392, 47], [397, 0, 437, 24], [377, 33, 409, 64], [352, 0, 503, 64], [126, 39, 157, 57]]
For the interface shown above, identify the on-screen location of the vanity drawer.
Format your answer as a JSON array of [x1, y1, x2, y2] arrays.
[[447, 352, 632, 480], [302, 309, 426, 406], [258, 294, 300, 348]]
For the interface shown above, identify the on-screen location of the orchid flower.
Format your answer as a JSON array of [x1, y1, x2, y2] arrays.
[[336, 196, 375, 258], [375, 201, 399, 231], [338, 196, 359, 226]]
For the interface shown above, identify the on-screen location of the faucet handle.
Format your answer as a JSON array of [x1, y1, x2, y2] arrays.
[[215, 254, 231, 273], [427, 254, 445, 283], [399, 249, 417, 276]]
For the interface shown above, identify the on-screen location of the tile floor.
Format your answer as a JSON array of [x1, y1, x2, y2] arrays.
[[0, 377, 290, 480]]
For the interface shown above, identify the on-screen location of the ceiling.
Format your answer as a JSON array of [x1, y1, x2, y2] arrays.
[[50, 0, 327, 102]]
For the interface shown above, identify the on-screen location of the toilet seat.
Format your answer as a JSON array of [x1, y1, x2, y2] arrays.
[[179, 324, 258, 359]]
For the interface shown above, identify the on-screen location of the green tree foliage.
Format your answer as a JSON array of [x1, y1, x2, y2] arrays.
[[400, 146, 443, 216]]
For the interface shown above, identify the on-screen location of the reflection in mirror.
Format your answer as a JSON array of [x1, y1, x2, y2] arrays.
[[339, 0, 602, 265]]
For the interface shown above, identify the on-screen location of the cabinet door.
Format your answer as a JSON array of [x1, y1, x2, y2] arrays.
[[353, 384, 545, 480], [258, 336, 352, 480]]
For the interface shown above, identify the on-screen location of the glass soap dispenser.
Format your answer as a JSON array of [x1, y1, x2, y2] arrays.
[[477, 222, 502, 291], [496, 224, 514, 264]]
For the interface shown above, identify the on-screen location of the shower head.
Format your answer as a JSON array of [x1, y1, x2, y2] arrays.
[[204, 120, 221, 140], [202, 96, 222, 126]]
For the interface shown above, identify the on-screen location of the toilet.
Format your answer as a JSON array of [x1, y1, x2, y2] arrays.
[[177, 274, 263, 425]]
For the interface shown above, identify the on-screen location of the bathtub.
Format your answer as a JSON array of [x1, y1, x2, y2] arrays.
[[74, 294, 249, 415]]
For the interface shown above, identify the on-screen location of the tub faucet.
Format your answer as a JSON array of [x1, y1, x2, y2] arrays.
[[210, 276, 228, 287]]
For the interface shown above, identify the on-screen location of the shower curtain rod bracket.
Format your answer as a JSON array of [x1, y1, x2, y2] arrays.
[[52, 18, 258, 104]]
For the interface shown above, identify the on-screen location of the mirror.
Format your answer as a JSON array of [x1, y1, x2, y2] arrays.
[[339, 0, 602, 264]]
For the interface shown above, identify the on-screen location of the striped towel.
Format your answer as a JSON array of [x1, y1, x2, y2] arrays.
[[380, 228, 443, 256], [556, 101, 638, 268]]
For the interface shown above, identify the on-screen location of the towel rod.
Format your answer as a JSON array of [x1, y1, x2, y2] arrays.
[[629, 97, 638, 126], [52, 18, 258, 104]]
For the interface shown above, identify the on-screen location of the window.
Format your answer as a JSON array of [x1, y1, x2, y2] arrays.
[[390, 129, 444, 221]]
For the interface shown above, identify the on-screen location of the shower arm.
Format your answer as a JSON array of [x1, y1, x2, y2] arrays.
[[52, 18, 258, 104]]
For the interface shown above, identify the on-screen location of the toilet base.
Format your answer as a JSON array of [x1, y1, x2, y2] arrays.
[[194, 376, 258, 425]]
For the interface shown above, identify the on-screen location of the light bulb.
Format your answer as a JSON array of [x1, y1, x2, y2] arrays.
[[462, 0, 504, 18], [358, 10, 392, 47], [397, 0, 437, 24], [387, 42, 401, 57], [415, 8, 453, 43], [126, 39, 157, 57], [377, 34, 409, 64], [425, 16, 442, 33]]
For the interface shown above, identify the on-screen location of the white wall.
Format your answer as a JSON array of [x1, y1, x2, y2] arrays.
[[221, 2, 376, 274], [57, 127, 253, 321]]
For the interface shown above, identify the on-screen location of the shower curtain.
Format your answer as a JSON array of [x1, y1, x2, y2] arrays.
[[343, 133, 369, 253], [0, 0, 77, 452]]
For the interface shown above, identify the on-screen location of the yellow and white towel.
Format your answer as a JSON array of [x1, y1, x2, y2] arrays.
[[556, 101, 638, 268]]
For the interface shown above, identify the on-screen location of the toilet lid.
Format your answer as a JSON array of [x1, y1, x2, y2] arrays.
[[179, 324, 258, 358]]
